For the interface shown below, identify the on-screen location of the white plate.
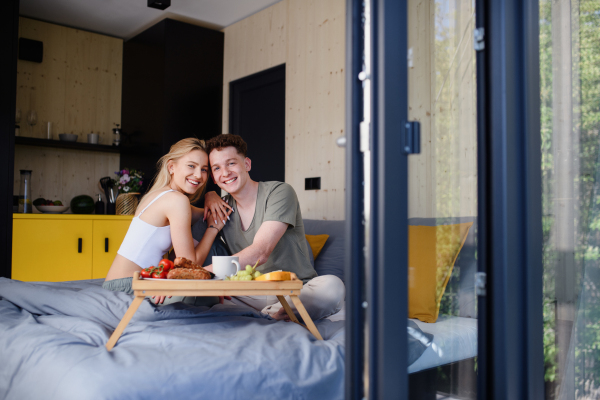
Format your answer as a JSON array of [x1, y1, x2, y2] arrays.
[[144, 277, 222, 281]]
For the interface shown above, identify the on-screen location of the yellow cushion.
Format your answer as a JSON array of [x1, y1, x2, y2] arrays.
[[305, 234, 329, 260], [408, 223, 472, 323]]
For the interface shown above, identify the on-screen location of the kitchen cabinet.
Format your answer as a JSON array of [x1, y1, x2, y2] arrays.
[[120, 19, 223, 194], [12, 214, 132, 282], [91, 219, 131, 279]]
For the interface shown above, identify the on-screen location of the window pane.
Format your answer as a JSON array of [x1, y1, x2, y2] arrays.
[[540, 0, 600, 398], [407, 0, 478, 398]]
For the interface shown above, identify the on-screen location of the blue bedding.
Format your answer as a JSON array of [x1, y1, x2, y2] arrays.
[[0, 278, 345, 400]]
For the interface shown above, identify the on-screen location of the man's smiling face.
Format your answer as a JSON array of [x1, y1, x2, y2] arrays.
[[209, 146, 251, 195]]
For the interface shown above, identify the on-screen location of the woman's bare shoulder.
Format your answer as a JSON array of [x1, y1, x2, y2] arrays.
[[136, 189, 188, 216]]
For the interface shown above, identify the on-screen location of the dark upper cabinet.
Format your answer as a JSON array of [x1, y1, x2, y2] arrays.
[[120, 19, 224, 192]]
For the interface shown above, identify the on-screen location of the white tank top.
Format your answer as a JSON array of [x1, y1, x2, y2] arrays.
[[117, 190, 175, 269]]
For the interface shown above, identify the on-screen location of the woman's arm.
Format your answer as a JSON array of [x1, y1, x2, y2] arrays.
[[167, 195, 199, 263], [190, 205, 204, 225], [193, 211, 224, 266]]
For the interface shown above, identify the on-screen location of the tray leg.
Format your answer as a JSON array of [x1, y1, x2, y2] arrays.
[[289, 296, 323, 340], [106, 296, 144, 351], [276, 295, 300, 324]]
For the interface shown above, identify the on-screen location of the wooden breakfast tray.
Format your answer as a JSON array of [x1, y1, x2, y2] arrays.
[[105, 271, 323, 351]]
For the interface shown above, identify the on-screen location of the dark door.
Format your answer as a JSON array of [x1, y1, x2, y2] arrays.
[[229, 64, 285, 183]]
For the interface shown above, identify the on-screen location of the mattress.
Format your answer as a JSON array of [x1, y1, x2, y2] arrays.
[[408, 316, 478, 373]]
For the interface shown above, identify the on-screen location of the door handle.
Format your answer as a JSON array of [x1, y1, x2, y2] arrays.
[[404, 121, 421, 154], [105, 238, 109, 252], [78, 238, 82, 253]]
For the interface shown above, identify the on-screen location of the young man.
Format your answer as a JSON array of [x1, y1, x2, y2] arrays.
[[196, 134, 345, 321]]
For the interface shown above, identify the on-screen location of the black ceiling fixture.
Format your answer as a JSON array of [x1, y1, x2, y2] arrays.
[[147, 0, 170, 10]]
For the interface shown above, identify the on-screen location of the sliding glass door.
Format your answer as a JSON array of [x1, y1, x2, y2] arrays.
[[406, 0, 479, 398]]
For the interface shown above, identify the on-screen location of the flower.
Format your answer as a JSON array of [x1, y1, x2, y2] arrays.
[[115, 167, 143, 194]]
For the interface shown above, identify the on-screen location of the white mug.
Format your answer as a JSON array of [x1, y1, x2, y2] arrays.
[[212, 256, 241, 279]]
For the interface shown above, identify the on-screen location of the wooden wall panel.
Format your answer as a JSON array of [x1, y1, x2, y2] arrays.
[[222, 1, 287, 133], [222, 0, 346, 220], [286, 0, 346, 220], [16, 18, 122, 143], [14, 145, 119, 213], [14, 18, 122, 211], [16, 19, 68, 137]]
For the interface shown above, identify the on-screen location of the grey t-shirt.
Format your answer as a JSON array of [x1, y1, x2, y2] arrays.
[[221, 181, 317, 282]]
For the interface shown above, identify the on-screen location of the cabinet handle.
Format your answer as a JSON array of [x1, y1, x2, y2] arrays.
[[78, 238, 82, 253], [105, 238, 109, 252]]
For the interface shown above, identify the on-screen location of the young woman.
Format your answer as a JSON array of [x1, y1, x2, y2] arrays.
[[103, 138, 231, 304]]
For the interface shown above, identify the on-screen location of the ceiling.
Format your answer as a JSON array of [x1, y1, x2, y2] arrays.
[[19, 0, 283, 39]]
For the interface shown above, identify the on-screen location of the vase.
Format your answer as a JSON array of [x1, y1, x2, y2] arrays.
[[116, 192, 140, 215]]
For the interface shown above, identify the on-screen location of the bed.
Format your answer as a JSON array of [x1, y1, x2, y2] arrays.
[[0, 217, 477, 399], [0, 277, 346, 400]]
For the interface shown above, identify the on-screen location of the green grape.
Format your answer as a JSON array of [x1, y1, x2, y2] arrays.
[[245, 265, 253, 272], [232, 276, 239, 281], [238, 270, 250, 277], [242, 275, 253, 281], [225, 276, 230, 281], [253, 271, 262, 279]]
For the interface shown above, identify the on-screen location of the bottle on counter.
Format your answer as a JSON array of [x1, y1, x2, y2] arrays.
[[19, 170, 32, 213], [95, 193, 105, 214]]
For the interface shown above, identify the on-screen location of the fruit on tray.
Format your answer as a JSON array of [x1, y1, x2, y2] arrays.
[[140, 260, 171, 279], [226, 260, 262, 281]]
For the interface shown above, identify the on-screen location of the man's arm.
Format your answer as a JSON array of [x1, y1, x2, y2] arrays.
[[204, 220, 288, 271]]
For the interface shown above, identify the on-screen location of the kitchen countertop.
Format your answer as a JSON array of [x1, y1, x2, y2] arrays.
[[13, 214, 133, 221]]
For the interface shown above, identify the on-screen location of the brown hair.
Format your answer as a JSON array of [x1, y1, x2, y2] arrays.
[[205, 134, 248, 158]]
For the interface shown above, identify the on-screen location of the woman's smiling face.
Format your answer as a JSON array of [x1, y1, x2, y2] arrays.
[[168, 149, 209, 195]]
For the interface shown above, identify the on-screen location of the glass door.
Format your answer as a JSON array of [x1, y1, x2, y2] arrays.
[[350, 0, 483, 398], [406, 0, 479, 398]]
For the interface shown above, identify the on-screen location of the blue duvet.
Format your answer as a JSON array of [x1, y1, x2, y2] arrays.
[[0, 278, 345, 400]]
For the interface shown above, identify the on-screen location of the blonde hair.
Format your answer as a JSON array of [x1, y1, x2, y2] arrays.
[[144, 138, 208, 204]]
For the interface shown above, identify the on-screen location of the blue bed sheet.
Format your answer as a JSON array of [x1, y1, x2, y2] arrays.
[[0, 278, 345, 400]]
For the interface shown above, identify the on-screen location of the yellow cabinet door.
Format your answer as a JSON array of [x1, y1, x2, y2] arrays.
[[12, 219, 93, 282], [92, 220, 131, 279]]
